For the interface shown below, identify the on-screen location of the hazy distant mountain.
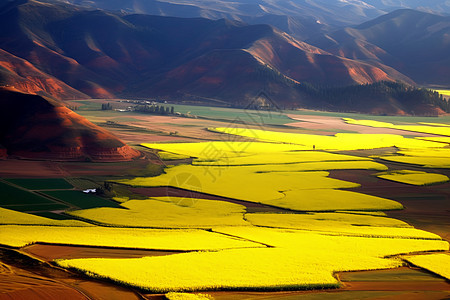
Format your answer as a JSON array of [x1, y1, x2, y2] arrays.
[[41, 0, 450, 39], [308, 9, 450, 86]]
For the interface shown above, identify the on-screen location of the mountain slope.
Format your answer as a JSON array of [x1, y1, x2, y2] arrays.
[[308, 9, 450, 86], [0, 0, 405, 104], [0, 49, 88, 99], [0, 87, 140, 161], [51, 0, 450, 39]]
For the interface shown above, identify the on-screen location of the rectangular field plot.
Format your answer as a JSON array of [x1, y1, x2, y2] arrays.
[[404, 253, 450, 280], [0, 181, 67, 212], [4, 178, 73, 190], [0, 207, 90, 226], [43, 191, 122, 209], [5, 203, 69, 212]]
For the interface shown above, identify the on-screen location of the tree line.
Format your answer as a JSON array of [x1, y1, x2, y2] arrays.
[[135, 105, 175, 115]]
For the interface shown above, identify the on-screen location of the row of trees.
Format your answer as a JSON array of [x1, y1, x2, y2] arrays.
[[135, 105, 175, 115], [101, 103, 113, 110], [298, 81, 450, 114]]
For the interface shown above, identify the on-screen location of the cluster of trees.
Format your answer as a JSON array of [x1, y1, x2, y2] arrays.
[[101, 103, 113, 110], [299, 81, 450, 114], [135, 105, 175, 115]]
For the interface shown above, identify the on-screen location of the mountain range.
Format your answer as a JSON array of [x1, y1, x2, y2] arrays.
[[2, 0, 449, 102], [54, 0, 450, 38], [1, 0, 449, 160]]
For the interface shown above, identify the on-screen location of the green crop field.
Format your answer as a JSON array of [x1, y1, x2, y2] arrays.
[[43, 190, 122, 209], [5, 178, 73, 190], [0, 181, 64, 208]]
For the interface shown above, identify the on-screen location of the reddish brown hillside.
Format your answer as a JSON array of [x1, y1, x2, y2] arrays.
[[0, 49, 88, 99], [0, 88, 140, 161], [247, 30, 397, 86]]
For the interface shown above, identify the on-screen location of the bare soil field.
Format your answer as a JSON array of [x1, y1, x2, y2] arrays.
[[329, 165, 450, 242], [22, 244, 181, 261]]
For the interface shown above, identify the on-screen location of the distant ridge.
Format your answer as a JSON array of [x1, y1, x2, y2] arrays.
[[0, 0, 448, 115], [308, 9, 450, 86]]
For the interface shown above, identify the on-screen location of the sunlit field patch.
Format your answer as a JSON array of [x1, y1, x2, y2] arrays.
[[416, 136, 450, 144], [195, 161, 387, 171], [245, 212, 439, 239], [116, 163, 403, 211], [56, 228, 448, 292], [343, 118, 450, 137], [210, 128, 444, 150], [403, 253, 450, 280], [157, 151, 191, 160], [0, 225, 261, 250], [142, 142, 309, 159], [165, 292, 213, 300], [68, 197, 249, 228], [379, 156, 450, 168], [193, 151, 372, 166], [264, 189, 403, 211], [0, 207, 90, 226], [376, 170, 449, 185], [117, 166, 358, 202], [378, 147, 450, 168], [433, 89, 450, 97]]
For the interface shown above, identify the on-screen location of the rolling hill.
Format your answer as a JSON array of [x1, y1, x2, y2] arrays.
[[0, 87, 141, 161]]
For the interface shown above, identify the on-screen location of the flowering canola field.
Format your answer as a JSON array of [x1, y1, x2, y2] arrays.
[[56, 228, 448, 292], [68, 197, 249, 228], [3, 124, 450, 292], [376, 170, 449, 185], [404, 253, 450, 280]]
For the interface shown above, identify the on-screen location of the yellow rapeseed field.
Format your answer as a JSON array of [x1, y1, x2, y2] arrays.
[[403, 253, 450, 280], [142, 142, 309, 159], [0, 207, 91, 227], [193, 151, 373, 166], [263, 189, 403, 211], [343, 118, 450, 137], [379, 156, 450, 168], [376, 170, 449, 185], [415, 136, 450, 144], [68, 197, 249, 228], [56, 227, 448, 292], [165, 292, 213, 300], [245, 213, 439, 239], [211, 127, 445, 150], [158, 151, 191, 160], [0, 225, 261, 250], [397, 148, 450, 158], [116, 166, 360, 204], [433, 89, 450, 97]]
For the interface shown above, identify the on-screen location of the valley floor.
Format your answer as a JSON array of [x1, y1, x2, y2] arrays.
[[1, 101, 449, 299]]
